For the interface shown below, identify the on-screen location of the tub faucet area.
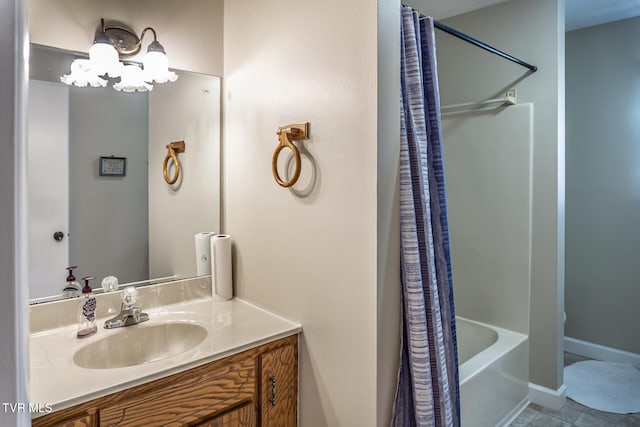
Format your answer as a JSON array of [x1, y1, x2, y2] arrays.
[[104, 287, 149, 329]]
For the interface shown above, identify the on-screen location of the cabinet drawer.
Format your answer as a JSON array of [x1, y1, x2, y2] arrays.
[[99, 358, 255, 426]]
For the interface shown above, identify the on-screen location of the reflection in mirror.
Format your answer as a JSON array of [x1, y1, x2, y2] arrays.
[[28, 44, 221, 304]]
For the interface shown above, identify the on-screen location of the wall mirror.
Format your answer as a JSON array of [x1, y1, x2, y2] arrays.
[[28, 44, 221, 303]]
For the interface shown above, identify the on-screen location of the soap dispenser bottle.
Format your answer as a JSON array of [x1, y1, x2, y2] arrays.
[[77, 276, 97, 338], [62, 266, 81, 298]]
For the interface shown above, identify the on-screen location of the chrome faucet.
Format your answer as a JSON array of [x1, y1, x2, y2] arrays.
[[104, 287, 149, 329]]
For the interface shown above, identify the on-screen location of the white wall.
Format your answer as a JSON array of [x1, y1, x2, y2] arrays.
[[442, 105, 533, 334], [224, 0, 380, 425], [0, 0, 30, 424], [410, 0, 565, 390], [565, 16, 640, 355], [148, 71, 221, 279], [28, 0, 224, 76]]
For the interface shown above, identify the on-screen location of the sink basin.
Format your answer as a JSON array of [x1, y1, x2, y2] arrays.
[[73, 323, 207, 369]]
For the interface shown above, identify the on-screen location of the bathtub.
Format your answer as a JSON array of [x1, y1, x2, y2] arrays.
[[456, 317, 529, 427]]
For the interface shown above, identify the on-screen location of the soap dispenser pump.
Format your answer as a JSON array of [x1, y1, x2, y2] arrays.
[[62, 266, 81, 298], [77, 276, 97, 338]]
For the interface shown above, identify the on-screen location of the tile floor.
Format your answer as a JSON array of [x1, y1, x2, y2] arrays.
[[509, 352, 640, 427]]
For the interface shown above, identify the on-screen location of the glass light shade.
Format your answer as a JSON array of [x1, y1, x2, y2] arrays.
[[89, 42, 123, 78], [113, 65, 153, 92], [142, 51, 178, 84], [60, 59, 108, 88]]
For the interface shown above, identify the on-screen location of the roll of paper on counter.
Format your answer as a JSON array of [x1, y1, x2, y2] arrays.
[[211, 234, 233, 301]]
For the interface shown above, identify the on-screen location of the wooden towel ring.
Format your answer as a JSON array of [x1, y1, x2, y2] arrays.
[[163, 141, 185, 185], [272, 123, 308, 188]]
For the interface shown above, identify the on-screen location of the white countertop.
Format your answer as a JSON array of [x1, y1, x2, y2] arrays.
[[30, 296, 301, 415]]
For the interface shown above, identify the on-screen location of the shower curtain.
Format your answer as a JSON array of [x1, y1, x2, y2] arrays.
[[392, 7, 460, 427]]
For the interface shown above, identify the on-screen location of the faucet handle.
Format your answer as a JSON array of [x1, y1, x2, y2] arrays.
[[122, 286, 139, 309]]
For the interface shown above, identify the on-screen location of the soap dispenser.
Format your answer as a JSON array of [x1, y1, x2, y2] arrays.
[[62, 266, 81, 298], [77, 276, 97, 338]]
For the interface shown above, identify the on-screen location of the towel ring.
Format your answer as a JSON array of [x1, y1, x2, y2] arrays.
[[163, 141, 185, 185], [272, 123, 308, 188]]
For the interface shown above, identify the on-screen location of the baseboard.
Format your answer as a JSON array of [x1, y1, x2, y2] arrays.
[[564, 336, 640, 369], [496, 396, 531, 427], [528, 382, 566, 411]]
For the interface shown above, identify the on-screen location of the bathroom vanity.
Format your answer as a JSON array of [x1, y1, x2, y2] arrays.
[[32, 335, 297, 426], [29, 278, 301, 426]]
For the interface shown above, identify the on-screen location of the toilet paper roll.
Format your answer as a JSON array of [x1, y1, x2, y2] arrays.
[[194, 232, 216, 276], [211, 234, 233, 301]]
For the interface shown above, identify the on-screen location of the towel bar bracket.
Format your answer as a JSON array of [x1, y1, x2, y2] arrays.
[[272, 123, 309, 188], [163, 140, 185, 185]]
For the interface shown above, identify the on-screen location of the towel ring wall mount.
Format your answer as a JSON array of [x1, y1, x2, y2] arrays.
[[272, 123, 309, 188], [163, 140, 185, 185]]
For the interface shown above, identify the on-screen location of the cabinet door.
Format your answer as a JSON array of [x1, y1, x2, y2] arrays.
[[32, 412, 94, 427], [58, 415, 94, 427], [196, 403, 256, 427], [99, 358, 255, 426], [260, 344, 297, 426]]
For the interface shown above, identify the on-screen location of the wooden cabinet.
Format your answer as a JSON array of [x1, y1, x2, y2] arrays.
[[33, 335, 297, 427], [260, 345, 297, 427]]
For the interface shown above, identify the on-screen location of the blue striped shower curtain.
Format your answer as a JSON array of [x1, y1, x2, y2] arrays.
[[392, 7, 460, 427]]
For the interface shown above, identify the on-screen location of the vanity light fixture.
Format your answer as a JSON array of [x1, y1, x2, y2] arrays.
[[88, 19, 124, 78], [114, 65, 153, 93], [61, 18, 178, 92], [60, 59, 107, 88]]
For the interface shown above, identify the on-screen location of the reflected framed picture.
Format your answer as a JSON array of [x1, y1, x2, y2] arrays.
[[99, 156, 126, 177]]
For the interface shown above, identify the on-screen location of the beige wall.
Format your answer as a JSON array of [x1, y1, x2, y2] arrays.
[[28, 0, 224, 76], [377, 1, 402, 426], [224, 0, 381, 425], [148, 72, 221, 279], [0, 0, 30, 424], [565, 16, 640, 355], [411, 0, 565, 390]]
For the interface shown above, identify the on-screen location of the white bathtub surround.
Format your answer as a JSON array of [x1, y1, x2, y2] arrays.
[[457, 317, 529, 427], [565, 336, 640, 370], [528, 382, 567, 411]]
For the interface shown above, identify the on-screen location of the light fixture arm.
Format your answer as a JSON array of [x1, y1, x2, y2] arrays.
[[101, 21, 163, 57], [93, 18, 113, 45], [140, 27, 158, 43], [139, 27, 165, 54]]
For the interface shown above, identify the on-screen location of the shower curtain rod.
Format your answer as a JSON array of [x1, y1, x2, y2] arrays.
[[419, 17, 538, 72]]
